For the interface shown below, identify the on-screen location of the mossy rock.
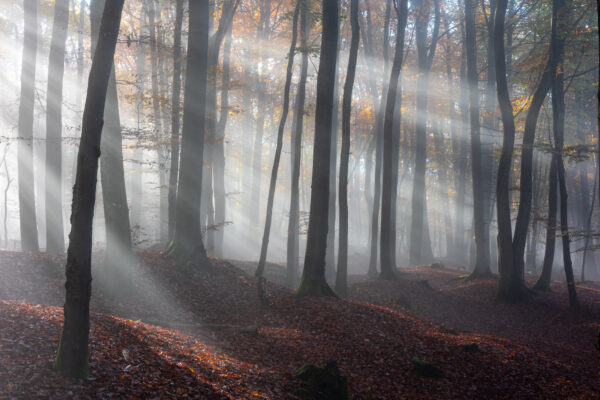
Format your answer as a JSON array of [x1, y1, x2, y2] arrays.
[[462, 342, 479, 353], [295, 360, 349, 399], [411, 357, 443, 378]]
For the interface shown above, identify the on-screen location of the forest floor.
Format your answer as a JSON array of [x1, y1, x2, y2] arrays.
[[0, 250, 599, 399]]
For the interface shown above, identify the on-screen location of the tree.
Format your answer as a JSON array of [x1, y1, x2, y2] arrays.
[[494, 0, 528, 302], [550, 0, 579, 308], [45, 0, 69, 254], [465, 0, 492, 279], [335, 0, 360, 296], [18, 0, 39, 252], [380, 0, 408, 280], [409, 0, 440, 266], [255, 1, 300, 279], [54, 0, 125, 378], [90, 0, 133, 292], [165, 0, 210, 266], [296, 0, 339, 297], [287, 0, 310, 287], [167, 0, 184, 242]]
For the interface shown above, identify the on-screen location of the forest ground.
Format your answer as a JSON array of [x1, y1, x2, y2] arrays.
[[0, 250, 599, 399]]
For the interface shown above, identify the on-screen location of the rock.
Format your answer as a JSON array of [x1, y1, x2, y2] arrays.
[[295, 360, 349, 399]]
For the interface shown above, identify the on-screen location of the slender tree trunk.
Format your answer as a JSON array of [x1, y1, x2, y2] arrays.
[[409, 0, 440, 266], [165, 0, 210, 266], [45, 0, 69, 254], [18, 0, 39, 252], [535, 151, 558, 291], [54, 0, 125, 378], [336, 0, 360, 296], [250, 0, 271, 228], [494, 0, 527, 301], [380, 0, 408, 280], [465, 0, 491, 279], [287, 0, 310, 287], [90, 0, 133, 292], [255, 1, 300, 278], [168, 0, 184, 242], [296, 0, 338, 297], [551, 0, 578, 308]]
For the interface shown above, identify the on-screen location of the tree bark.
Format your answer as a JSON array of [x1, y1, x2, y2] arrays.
[[54, 0, 125, 378], [494, 0, 528, 302], [165, 0, 210, 266], [380, 0, 408, 280], [18, 0, 40, 252], [335, 0, 360, 296], [45, 0, 69, 254], [296, 0, 338, 297]]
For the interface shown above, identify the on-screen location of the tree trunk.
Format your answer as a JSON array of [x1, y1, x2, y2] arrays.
[[296, 0, 338, 297], [54, 0, 125, 378], [168, 0, 184, 242], [45, 0, 69, 254], [287, 0, 310, 287], [551, 0, 578, 309], [494, 0, 528, 302], [335, 0, 360, 296], [166, 0, 210, 266], [18, 0, 40, 252], [409, 0, 440, 266], [90, 0, 133, 293], [534, 153, 558, 291], [255, 1, 300, 278], [380, 0, 408, 280]]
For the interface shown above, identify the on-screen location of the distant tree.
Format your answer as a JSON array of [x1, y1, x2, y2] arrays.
[[18, 0, 39, 252], [409, 0, 440, 266], [464, 0, 492, 279], [296, 0, 339, 297], [380, 0, 408, 280], [45, 0, 69, 254], [255, 0, 300, 279], [54, 0, 125, 378], [167, 0, 184, 242], [90, 0, 133, 293], [335, 0, 360, 296], [165, 0, 210, 266], [287, 0, 310, 287]]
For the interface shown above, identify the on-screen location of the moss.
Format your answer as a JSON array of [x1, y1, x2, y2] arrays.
[[411, 357, 443, 378], [295, 361, 349, 399]]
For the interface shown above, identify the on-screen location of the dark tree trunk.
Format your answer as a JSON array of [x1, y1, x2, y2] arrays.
[[54, 0, 125, 378], [18, 0, 40, 252], [287, 0, 310, 287], [534, 153, 558, 291], [255, 1, 300, 278], [409, 0, 440, 266], [166, 0, 210, 266], [551, 0, 578, 308], [90, 0, 133, 292], [465, 0, 492, 279], [168, 0, 184, 242], [45, 0, 69, 254], [494, 0, 528, 302], [296, 0, 338, 297], [335, 0, 360, 296], [380, 0, 408, 280]]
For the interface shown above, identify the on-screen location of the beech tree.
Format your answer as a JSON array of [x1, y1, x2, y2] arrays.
[[296, 0, 339, 297], [54, 0, 125, 378]]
